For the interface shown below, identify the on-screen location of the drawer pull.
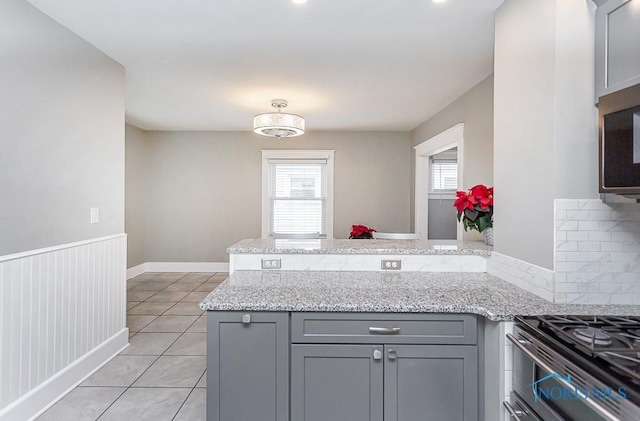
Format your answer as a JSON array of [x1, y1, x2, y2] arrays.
[[388, 349, 397, 360], [373, 349, 383, 360], [502, 401, 524, 419], [369, 326, 401, 335]]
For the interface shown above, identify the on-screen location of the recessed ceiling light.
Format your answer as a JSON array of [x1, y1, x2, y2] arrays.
[[432, 0, 447, 3], [292, 0, 307, 4]]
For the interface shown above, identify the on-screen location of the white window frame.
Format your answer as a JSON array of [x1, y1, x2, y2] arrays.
[[261, 150, 335, 239], [429, 153, 458, 199]]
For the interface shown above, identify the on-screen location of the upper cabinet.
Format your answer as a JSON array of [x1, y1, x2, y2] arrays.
[[595, 0, 640, 100]]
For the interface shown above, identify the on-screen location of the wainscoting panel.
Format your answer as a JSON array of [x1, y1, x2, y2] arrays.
[[0, 234, 127, 420]]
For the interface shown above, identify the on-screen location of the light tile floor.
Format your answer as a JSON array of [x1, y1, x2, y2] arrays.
[[36, 272, 226, 421]]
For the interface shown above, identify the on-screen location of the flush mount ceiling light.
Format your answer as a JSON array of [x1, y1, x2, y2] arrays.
[[253, 99, 305, 138]]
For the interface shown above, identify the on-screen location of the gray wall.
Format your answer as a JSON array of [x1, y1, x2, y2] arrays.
[[410, 75, 494, 240], [494, 0, 597, 270], [0, 0, 125, 256], [427, 199, 457, 240], [125, 124, 147, 267], [126, 130, 411, 264]]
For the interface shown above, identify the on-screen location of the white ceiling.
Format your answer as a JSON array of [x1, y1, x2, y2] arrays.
[[26, 0, 504, 132]]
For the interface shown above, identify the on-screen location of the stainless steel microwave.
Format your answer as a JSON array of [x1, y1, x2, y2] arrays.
[[599, 83, 640, 195]]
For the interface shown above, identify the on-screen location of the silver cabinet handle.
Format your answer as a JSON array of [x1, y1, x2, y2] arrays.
[[369, 326, 401, 335], [241, 314, 251, 324], [373, 349, 382, 360], [388, 349, 397, 360], [502, 401, 524, 419]]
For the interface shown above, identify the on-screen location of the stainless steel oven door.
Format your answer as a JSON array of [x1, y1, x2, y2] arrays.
[[509, 326, 626, 421]]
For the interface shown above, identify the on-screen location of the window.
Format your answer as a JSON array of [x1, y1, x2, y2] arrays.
[[262, 150, 335, 238], [431, 160, 458, 191]]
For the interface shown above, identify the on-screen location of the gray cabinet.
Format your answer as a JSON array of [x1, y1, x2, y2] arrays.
[[206, 312, 289, 421], [290, 313, 478, 421], [384, 345, 478, 421], [595, 0, 640, 99], [291, 345, 384, 421]]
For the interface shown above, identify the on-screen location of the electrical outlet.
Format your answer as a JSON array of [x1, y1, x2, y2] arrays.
[[381, 259, 401, 270], [90, 207, 99, 224], [261, 258, 281, 269]]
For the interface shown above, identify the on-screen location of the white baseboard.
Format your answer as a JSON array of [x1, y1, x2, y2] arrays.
[[127, 261, 229, 279], [0, 328, 129, 421]]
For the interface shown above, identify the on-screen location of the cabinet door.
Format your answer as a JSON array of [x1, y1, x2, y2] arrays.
[[595, 0, 640, 99], [206, 312, 289, 421], [291, 344, 384, 421], [384, 345, 478, 421]]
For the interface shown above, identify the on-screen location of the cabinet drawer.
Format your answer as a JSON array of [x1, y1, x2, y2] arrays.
[[291, 313, 477, 345]]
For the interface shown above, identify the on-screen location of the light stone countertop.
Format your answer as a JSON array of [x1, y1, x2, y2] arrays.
[[199, 271, 640, 321], [227, 238, 492, 256]]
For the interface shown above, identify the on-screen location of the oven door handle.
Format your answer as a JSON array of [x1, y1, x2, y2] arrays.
[[506, 333, 623, 421]]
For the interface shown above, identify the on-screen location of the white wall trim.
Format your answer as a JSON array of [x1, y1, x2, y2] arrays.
[[0, 233, 127, 263], [128, 262, 229, 278], [414, 123, 465, 241], [0, 329, 128, 421], [126, 263, 148, 279]]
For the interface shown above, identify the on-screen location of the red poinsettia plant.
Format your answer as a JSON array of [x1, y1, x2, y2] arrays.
[[454, 184, 494, 233], [349, 224, 376, 239]]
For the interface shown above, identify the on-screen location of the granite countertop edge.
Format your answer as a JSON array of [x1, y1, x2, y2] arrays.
[[199, 271, 640, 322], [226, 239, 492, 256]]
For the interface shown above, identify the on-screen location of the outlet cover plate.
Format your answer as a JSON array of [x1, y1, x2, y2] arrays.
[[381, 259, 401, 270], [261, 258, 282, 269]]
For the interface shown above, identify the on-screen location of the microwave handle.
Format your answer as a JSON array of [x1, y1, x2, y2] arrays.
[[506, 333, 622, 421]]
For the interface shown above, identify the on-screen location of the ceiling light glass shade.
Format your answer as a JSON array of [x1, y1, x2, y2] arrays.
[[253, 112, 305, 138]]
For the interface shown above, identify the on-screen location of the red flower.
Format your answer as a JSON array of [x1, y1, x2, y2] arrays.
[[350, 225, 376, 238], [469, 184, 493, 210], [454, 191, 476, 214], [453, 184, 494, 233]]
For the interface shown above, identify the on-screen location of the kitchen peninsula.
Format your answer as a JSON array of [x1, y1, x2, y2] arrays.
[[200, 239, 640, 421]]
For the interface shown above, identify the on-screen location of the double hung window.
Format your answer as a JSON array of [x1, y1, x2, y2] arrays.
[[262, 150, 334, 238]]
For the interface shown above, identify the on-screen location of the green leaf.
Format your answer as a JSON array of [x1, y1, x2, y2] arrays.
[[477, 216, 491, 232], [464, 209, 479, 221]]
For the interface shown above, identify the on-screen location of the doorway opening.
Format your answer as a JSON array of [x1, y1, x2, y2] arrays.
[[414, 123, 464, 241]]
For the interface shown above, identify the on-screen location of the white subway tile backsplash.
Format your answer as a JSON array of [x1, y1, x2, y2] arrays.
[[588, 210, 612, 221], [556, 210, 567, 221], [553, 199, 640, 305], [567, 231, 589, 241], [611, 294, 635, 304], [588, 272, 612, 283], [599, 283, 624, 294], [491, 199, 640, 305], [557, 221, 579, 231], [612, 273, 635, 283], [566, 293, 589, 304], [588, 294, 612, 304], [588, 231, 612, 242], [577, 282, 600, 293], [578, 242, 600, 252], [567, 210, 590, 220], [557, 241, 578, 252], [578, 200, 608, 210], [578, 221, 602, 231], [611, 252, 640, 263], [612, 231, 640, 241]]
